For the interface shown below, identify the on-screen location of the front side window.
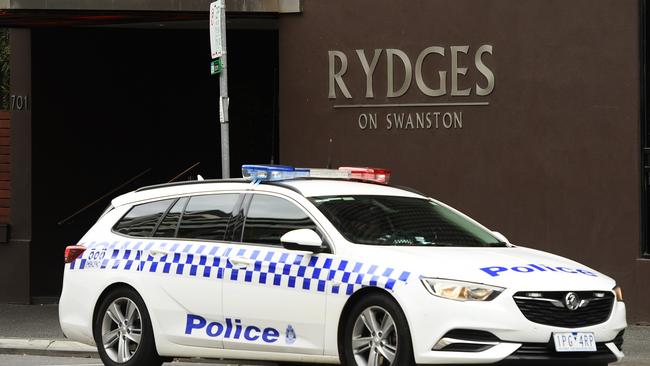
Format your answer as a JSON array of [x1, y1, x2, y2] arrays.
[[177, 194, 239, 241], [242, 194, 317, 245], [113, 199, 175, 237], [310, 195, 504, 247]]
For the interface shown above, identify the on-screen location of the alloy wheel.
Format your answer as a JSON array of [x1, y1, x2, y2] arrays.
[[101, 297, 143, 363], [351, 305, 398, 366]]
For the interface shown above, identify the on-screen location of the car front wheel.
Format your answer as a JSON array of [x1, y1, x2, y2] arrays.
[[341, 293, 414, 366], [93, 287, 163, 366]]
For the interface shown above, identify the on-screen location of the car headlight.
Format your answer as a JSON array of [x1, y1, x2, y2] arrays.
[[614, 286, 623, 301], [421, 278, 505, 301]]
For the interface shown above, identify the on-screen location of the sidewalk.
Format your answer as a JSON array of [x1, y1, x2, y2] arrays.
[[0, 304, 96, 357], [0, 304, 648, 364]]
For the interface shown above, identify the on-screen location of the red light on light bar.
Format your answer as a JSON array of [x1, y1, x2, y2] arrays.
[[64, 245, 86, 264], [338, 167, 391, 184]]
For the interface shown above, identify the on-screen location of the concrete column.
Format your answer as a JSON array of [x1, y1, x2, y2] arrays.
[[0, 28, 31, 303]]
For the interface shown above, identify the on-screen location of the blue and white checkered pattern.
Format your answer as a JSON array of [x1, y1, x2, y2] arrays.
[[71, 241, 411, 296]]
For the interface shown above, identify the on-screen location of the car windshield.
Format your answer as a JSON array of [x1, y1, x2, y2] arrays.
[[310, 195, 506, 247]]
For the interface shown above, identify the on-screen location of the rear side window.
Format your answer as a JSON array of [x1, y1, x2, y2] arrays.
[[154, 197, 189, 238], [113, 199, 175, 237], [177, 194, 239, 241], [242, 194, 317, 246]]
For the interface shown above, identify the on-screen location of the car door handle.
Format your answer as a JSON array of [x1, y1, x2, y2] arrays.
[[149, 249, 170, 256], [228, 257, 254, 268]]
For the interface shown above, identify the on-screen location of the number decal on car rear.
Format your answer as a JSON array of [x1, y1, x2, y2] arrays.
[[84, 248, 107, 269]]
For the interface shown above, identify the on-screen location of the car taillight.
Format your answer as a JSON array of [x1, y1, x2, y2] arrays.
[[64, 245, 86, 263], [338, 167, 391, 184]]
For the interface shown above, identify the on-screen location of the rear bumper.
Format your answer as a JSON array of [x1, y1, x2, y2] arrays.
[[59, 266, 97, 346]]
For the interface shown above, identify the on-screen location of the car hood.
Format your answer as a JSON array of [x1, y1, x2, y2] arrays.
[[347, 244, 616, 291]]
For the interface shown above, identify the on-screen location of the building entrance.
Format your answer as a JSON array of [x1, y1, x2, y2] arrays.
[[29, 26, 278, 298]]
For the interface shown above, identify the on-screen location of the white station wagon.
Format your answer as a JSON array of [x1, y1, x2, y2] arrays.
[[60, 165, 626, 366]]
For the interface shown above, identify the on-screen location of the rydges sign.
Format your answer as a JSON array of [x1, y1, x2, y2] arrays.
[[328, 46, 495, 131]]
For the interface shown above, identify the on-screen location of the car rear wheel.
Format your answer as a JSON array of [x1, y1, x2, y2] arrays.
[[341, 293, 414, 366], [93, 287, 163, 366]]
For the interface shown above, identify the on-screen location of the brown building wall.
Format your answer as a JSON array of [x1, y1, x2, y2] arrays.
[[279, 0, 650, 321]]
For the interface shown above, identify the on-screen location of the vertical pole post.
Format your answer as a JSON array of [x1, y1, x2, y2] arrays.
[[218, 0, 230, 178]]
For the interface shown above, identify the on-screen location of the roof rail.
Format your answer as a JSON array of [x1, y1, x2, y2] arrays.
[[392, 185, 426, 196], [135, 178, 249, 192], [134, 177, 425, 197]]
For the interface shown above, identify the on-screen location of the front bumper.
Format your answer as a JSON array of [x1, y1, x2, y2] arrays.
[[495, 339, 623, 365], [399, 287, 627, 364]]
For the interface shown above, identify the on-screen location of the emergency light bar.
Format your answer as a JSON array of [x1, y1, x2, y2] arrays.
[[241, 165, 391, 184], [242, 165, 309, 181], [339, 167, 391, 184]]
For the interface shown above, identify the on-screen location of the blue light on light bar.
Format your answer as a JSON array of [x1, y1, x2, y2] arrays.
[[242, 165, 309, 182]]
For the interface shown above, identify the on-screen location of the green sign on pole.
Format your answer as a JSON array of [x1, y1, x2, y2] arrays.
[[211, 58, 223, 75]]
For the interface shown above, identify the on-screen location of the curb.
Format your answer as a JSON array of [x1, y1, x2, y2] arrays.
[[0, 338, 275, 364], [0, 338, 98, 358]]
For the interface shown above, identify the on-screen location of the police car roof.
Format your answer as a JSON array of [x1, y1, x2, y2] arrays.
[[277, 179, 425, 198], [111, 178, 425, 208]]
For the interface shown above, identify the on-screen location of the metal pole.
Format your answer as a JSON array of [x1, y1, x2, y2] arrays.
[[218, 0, 230, 178]]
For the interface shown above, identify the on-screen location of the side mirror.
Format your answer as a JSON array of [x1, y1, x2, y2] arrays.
[[492, 231, 510, 244], [281, 229, 323, 252]]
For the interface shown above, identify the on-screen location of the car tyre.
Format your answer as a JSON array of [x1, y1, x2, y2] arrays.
[[341, 292, 414, 366], [93, 286, 164, 366]]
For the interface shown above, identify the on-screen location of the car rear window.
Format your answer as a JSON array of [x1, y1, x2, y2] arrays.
[[176, 194, 239, 241], [113, 199, 175, 237], [153, 197, 189, 238]]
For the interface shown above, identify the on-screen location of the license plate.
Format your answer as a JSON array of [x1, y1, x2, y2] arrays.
[[553, 332, 597, 352]]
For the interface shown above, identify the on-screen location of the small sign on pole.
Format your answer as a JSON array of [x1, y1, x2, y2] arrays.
[[211, 59, 222, 75], [209, 0, 224, 59]]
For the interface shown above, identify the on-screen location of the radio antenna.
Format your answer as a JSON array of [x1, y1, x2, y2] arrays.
[[326, 138, 333, 169]]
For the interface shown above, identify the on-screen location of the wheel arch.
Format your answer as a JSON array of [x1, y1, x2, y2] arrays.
[[92, 282, 140, 328], [336, 286, 413, 359], [91, 281, 171, 363]]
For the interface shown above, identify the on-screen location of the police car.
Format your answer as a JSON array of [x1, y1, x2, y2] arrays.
[[59, 165, 626, 366]]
